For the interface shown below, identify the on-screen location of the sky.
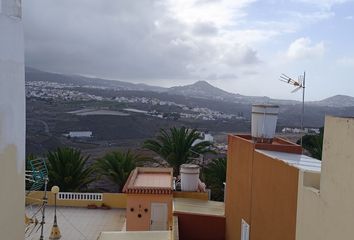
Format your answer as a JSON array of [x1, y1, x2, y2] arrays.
[[23, 0, 354, 101]]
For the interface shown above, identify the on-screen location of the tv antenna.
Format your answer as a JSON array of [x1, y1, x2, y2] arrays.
[[280, 71, 306, 147]]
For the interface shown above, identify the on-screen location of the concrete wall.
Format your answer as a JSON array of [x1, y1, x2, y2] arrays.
[[0, 0, 25, 239], [26, 192, 128, 208], [173, 191, 208, 200], [26, 191, 208, 210], [225, 135, 301, 240], [251, 152, 298, 240], [126, 194, 173, 231], [296, 116, 354, 240]]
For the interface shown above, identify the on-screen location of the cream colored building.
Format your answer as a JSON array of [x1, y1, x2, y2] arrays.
[[296, 116, 354, 240]]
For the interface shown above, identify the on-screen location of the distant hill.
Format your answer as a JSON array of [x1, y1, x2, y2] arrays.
[[25, 67, 166, 92], [25, 67, 354, 107], [309, 95, 354, 108], [167, 80, 241, 101]]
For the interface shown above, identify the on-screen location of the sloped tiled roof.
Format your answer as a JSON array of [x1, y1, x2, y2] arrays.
[[123, 167, 173, 195]]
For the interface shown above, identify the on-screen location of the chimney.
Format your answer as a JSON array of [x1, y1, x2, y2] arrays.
[[251, 104, 279, 143]]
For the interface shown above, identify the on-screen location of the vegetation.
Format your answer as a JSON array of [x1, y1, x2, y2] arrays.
[[143, 126, 213, 176], [298, 127, 324, 160], [47, 147, 95, 192], [204, 157, 227, 201], [95, 150, 144, 192]]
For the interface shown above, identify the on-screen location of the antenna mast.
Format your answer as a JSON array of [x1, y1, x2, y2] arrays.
[[280, 71, 306, 148], [301, 71, 305, 147]]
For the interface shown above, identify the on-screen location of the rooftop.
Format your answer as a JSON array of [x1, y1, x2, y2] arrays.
[[123, 167, 173, 194], [256, 149, 322, 173], [25, 206, 125, 240], [235, 134, 303, 154], [173, 198, 225, 217]]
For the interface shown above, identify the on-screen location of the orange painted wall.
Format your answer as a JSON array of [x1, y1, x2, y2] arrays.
[[225, 135, 301, 240], [126, 194, 173, 231], [250, 151, 299, 240], [225, 135, 254, 240]]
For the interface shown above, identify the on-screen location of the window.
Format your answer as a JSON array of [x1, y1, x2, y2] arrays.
[[241, 219, 250, 240]]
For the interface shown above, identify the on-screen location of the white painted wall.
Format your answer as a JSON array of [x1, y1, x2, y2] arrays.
[[0, 0, 25, 239], [296, 116, 354, 240]]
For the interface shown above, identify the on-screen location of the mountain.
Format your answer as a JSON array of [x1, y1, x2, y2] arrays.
[[167, 80, 300, 105], [25, 67, 354, 107], [167, 80, 240, 101], [309, 95, 354, 108], [25, 67, 166, 92]]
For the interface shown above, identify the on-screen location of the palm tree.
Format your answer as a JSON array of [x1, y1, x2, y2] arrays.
[[95, 150, 143, 192], [143, 127, 213, 176], [204, 157, 227, 201], [47, 147, 95, 192], [298, 127, 324, 160]]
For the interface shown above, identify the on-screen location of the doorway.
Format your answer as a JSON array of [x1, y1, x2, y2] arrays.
[[150, 202, 168, 231]]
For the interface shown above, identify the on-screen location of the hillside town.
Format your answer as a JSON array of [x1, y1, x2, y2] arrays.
[[26, 80, 246, 121]]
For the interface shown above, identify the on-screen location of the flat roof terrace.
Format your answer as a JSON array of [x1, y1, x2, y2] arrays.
[[256, 149, 321, 173], [25, 206, 125, 240], [173, 198, 225, 217]]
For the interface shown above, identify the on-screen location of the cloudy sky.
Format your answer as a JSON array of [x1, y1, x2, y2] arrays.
[[23, 0, 354, 100]]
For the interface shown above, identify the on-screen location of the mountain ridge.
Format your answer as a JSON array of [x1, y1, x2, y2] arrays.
[[25, 67, 354, 107]]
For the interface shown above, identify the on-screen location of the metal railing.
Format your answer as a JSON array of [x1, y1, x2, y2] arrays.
[[58, 192, 103, 201]]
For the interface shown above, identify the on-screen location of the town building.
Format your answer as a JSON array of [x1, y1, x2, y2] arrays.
[[68, 131, 93, 138]]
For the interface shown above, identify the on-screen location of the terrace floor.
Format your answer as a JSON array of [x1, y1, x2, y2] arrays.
[[25, 206, 126, 240]]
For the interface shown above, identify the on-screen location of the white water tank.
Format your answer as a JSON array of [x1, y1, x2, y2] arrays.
[[180, 164, 200, 192], [251, 104, 279, 143]]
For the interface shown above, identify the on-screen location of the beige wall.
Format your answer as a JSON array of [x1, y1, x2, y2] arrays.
[[126, 194, 173, 231], [0, 1, 25, 239], [173, 191, 208, 200], [26, 192, 128, 208], [296, 116, 354, 240], [26, 191, 207, 210]]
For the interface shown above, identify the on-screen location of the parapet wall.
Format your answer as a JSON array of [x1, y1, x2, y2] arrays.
[[26, 191, 209, 209]]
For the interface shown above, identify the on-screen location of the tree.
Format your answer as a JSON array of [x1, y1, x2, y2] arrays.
[[298, 127, 324, 160], [95, 150, 143, 192], [47, 147, 95, 192], [143, 127, 213, 176], [204, 157, 227, 201]]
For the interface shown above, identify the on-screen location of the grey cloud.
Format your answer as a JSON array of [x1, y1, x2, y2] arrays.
[[222, 45, 260, 66], [192, 22, 218, 36], [23, 0, 261, 82], [206, 73, 238, 80]]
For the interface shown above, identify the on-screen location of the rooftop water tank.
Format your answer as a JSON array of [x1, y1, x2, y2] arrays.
[[180, 164, 200, 192], [251, 104, 279, 143]]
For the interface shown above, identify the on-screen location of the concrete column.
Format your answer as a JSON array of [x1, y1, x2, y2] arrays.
[[0, 0, 25, 239]]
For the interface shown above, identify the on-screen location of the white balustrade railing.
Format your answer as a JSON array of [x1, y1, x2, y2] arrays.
[[58, 192, 103, 201]]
